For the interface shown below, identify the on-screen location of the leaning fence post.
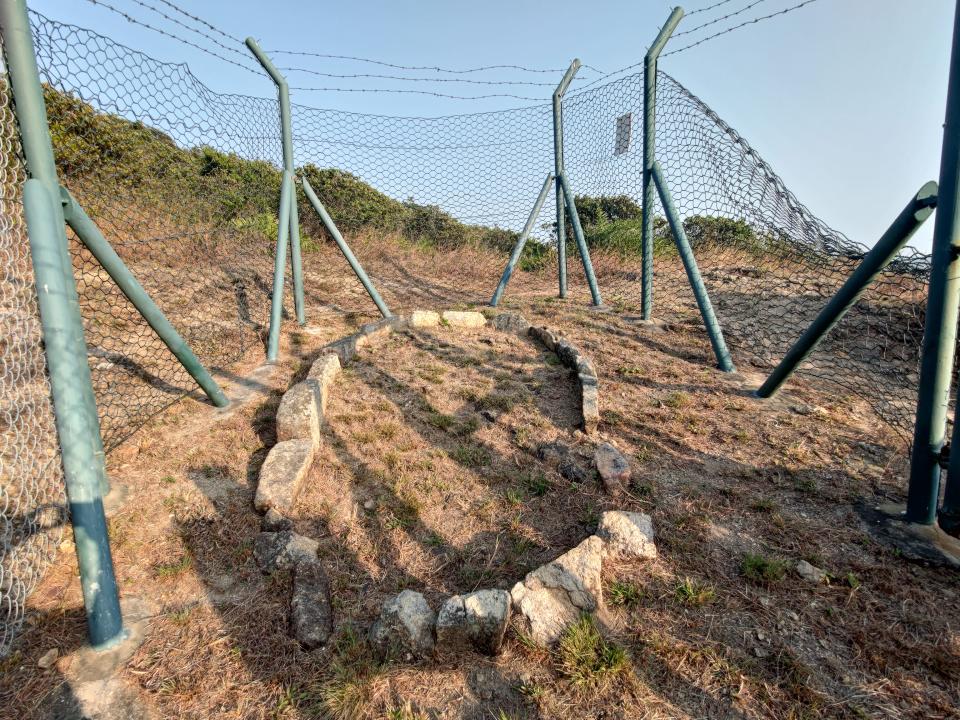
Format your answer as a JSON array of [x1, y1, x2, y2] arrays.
[[909, 0, 960, 526], [642, 7, 684, 320], [1, 0, 123, 648], [491, 173, 554, 306], [558, 172, 603, 306], [246, 38, 306, 327], [756, 182, 938, 398], [553, 59, 579, 299], [651, 161, 734, 372]]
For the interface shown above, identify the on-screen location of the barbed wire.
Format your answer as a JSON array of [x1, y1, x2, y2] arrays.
[[288, 85, 546, 102], [81, 0, 261, 74], [150, 0, 246, 44], [686, 0, 740, 16], [675, 0, 772, 37], [664, 0, 826, 56], [280, 68, 559, 87], [118, 0, 251, 60]]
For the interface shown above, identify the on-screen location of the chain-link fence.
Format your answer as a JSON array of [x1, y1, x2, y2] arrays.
[[0, 8, 937, 654]]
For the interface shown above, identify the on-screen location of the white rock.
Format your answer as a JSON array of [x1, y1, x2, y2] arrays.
[[441, 310, 486, 328], [795, 560, 827, 584], [276, 380, 322, 448], [436, 589, 510, 655], [37, 648, 58, 669], [370, 590, 436, 659], [510, 535, 604, 646], [409, 310, 441, 328], [597, 511, 656, 560]]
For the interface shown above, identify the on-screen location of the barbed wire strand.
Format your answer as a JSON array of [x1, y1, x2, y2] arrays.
[[686, 0, 740, 16], [120, 0, 251, 60], [289, 85, 546, 102], [151, 0, 246, 43], [675, 0, 773, 37], [280, 68, 559, 87]]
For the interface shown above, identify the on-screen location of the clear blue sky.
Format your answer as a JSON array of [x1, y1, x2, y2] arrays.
[[31, 0, 957, 251]]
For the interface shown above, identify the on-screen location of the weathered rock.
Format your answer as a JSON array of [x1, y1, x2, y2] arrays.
[[576, 356, 597, 379], [510, 535, 604, 646], [276, 380, 321, 447], [594, 443, 631, 494], [442, 310, 486, 328], [327, 335, 359, 365], [307, 353, 341, 413], [253, 530, 319, 573], [37, 648, 58, 669], [796, 560, 827, 584], [555, 340, 581, 368], [580, 383, 600, 435], [370, 590, 436, 659], [537, 441, 570, 467], [254, 439, 315, 514], [528, 326, 558, 351], [291, 560, 333, 649], [262, 507, 293, 532], [559, 459, 593, 484], [490, 312, 530, 335], [597, 511, 656, 559], [358, 318, 396, 346], [410, 310, 441, 328], [436, 589, 510, 655]]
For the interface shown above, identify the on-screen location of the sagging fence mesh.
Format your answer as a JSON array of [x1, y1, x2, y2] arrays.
[[0, 9, 933, 654]]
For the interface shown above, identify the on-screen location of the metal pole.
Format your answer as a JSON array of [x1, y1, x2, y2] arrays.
[[0, 0, 109, 496], [757, 182, 938, 398], [246, 38, 305, 326], [301, 176, 392, 319], [61, 189, 230, 408], [558, 172, 603, 306], [267, 171, 293, 362], [651, 161, 734, 372], [553, 59, 580, 299], [491, 173, 554, 306], [910, 0, 960, 525], [22, 180, 124, 649], [642, 7, 685, 320]]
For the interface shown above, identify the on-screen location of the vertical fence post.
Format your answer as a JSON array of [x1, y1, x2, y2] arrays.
[[642, 7, 685, 320], [910, 0, 960, 526], [491, 173, 554, 306], [0, 0, 124, 648], [246, 38, 306, 329], [553, 59, 580, 299]]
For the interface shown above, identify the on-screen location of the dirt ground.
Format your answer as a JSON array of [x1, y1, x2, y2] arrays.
[[2, 240, 958, 720]]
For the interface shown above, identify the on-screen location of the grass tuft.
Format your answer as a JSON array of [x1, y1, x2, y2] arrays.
[[556, 614, 630, 689], [741, 554, 790, 585], [674, 577, 716, 605], [608, 580, 643, 608]]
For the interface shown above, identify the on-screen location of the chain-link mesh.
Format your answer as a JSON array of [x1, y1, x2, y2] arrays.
[[0, 8, 938, 654], [0, 51, 65, 657]]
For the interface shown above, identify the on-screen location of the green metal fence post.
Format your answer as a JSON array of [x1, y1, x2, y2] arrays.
[[301, 176, 392, 319], [60, 189, 230, 408], [910, 0, 960, 526], [652, 161, 734, 372], [0, 0, 109, 497], [558, 172, 603, 306], [642, 7, 685, 320], [757, 182, 938, 398], [246, 38, 306, 326], [553, 59, 580, 299], [3, 0, 124, 648], [491, 173, 554, 307], [267, 171, 293, 362]]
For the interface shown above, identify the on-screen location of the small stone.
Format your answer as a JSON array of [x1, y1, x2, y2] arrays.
[[510, 535, 604, 646], [37, 648, 58, 669], [410, 310, 440, 328], [370, 590, 436, 659], [363, 499, 376, 511], [441, 310, 486, 328], [254, 439, 315, 514], [291, 560, 333, 649], [597, 511, 656, 560], [796, 560, 828, 584], [594, 443, 631, 494], [262, 507, 292, 532], [436, 589, 510, 655], [490, 312, 530, 335], [253, 530, 319, 573], [276, 380, 322, 448]]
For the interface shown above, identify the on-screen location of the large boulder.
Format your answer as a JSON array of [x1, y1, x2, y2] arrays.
[[291, 560, 333, 649], [253, 530, 319, 573], [370, 590, 436, 659], [436, 589, 510, 655], [597, 511, 656, 560], [510, 535, 604, 646]]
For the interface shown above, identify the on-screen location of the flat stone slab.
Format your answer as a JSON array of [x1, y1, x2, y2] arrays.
[[255, 439, 315, 514], [490, 312, 530, 335], [410, 310, 440, 328], [307, 353, 341, 413], [510, 535, 604, 646], [436, 589, 510, 655], [276, 380, 322, 447], [253, 530, 319, 573], [370, 590, 436, 660], [442, 310, 486, 328], [581, 383, 600, 435], [597, 511, 656, 560], [595, 443, 631, 494], [291, 560, 333, 649]]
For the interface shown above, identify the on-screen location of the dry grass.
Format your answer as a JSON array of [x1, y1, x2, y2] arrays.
[[2, 238, 958, 719]]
